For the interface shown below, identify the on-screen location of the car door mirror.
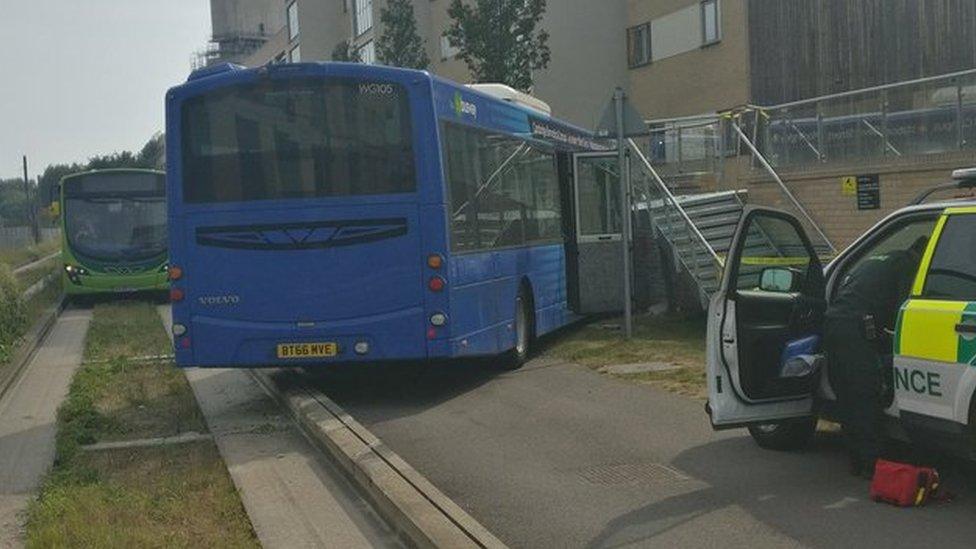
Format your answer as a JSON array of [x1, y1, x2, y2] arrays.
[[759, 267, 798, 293]]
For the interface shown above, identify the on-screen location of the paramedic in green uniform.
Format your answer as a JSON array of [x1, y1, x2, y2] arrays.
[[824, 237, 928, 478]]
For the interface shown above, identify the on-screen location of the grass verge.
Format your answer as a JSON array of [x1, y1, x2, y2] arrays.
[[16, 260, 58, 292], [84, 300, 172, 361], [25, 300, 258, 548], [0, 237, 60, 270], [544, 312, 708, 399]]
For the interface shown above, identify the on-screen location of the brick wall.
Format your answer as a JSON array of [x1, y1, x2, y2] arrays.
[[727, 150, 976, 249]]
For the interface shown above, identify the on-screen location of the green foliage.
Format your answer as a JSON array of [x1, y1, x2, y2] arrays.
[[0, 179, 31, 226], [445, 0, 551, 91], [331, 40, 361, 62], [9, 133, 166, 229], [377, 0, 430, 69], [0, 264, 27, 364], [137, 133, 166, 170]]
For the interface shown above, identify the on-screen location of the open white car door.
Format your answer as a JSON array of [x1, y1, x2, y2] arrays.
[[707, 206, 826, 429]]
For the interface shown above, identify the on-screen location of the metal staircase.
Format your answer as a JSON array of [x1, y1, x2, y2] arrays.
[[629, 140, 733, 308]]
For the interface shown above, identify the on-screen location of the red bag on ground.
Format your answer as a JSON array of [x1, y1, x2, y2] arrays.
[[869, 459, 943, 507]]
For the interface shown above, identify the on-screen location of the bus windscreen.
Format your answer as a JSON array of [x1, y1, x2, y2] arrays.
[[64, 174, 167, 262], [180, 78, 416, 203]]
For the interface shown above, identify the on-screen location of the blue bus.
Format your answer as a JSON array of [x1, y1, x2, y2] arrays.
[[165, 62, 622, 368]]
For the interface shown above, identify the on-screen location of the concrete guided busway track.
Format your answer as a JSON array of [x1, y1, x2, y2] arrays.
[[158, 305, 503, 549], [0, 305, 89, 547]]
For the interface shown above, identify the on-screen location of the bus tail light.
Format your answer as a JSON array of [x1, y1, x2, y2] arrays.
[[172, 323, 187, 336], [179, 336, 191, 349], [170, 288, 185, 302], [168, 266, 183, 281], [427, 254, 444, 269], [427, 327, 437, 340], [428, 276, 446, 292], [354, 341, 370, 355], [430, 313, 447, 326]]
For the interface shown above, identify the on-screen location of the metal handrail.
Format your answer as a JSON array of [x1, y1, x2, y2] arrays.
[[861, 119, 902, 156], [786, 118, 822, 158], [762, 67, 976, 111], [648, 68, 976, 129], [627, 139, 723, 268], [729, 122, 837, 254]]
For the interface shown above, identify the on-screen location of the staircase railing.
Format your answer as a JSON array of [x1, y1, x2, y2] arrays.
[[627, 139, 725, 306], [729, 121, 838, 255]]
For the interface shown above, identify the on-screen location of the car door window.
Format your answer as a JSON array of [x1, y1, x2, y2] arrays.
[[734, 214, 814, 291], [831, 216, 937, 298], [923, 214, 976, 300]]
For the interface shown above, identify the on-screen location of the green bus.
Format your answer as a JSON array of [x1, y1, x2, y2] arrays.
[[58, 169, 168, 296]]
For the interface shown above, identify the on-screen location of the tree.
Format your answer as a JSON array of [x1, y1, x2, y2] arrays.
[[445, 0, 551, 91], [376, 0, 429, 69], [331, 40, 361, 63], [137, 132, 166, 169]]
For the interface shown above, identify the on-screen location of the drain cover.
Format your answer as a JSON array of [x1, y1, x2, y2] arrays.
[[577, 462, 690, 487]]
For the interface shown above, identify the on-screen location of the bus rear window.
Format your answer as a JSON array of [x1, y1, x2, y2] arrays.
[[181, 79, 415, 203]]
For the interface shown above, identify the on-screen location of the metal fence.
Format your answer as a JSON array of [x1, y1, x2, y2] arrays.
[[645, 68, 976, 172], [758, 68, 976, 167], [0, 227, 59, 250]]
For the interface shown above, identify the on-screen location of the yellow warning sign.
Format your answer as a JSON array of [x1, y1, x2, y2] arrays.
[[842, 176, 857, 196]]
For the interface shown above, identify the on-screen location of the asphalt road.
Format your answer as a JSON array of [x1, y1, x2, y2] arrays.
[[302, 355, 976, 549]]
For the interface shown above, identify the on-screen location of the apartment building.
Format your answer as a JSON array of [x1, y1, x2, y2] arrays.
[[242, 0, 629, 129], [628, 0, 976, 117], [214, 0, 976, 133]]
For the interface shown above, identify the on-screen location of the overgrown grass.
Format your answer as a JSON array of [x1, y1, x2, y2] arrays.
[[0, 264, 27, 365], [544, 313, 708, 398], [84, 300, 172, 361], [16, 260, 58, 292], [26, 443, 257, 548], [0, 237, 60, 270], [26, 301, 257, 548]]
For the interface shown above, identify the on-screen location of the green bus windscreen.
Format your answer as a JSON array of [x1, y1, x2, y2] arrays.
[[63, 172, 167, 262]]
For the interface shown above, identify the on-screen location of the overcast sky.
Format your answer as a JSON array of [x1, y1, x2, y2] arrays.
[[0, 1, 211, 179]]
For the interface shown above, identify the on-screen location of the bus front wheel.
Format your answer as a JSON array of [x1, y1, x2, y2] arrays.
[[502, 289, 533, 370]]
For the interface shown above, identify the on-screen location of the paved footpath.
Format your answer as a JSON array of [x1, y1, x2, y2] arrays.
[[304, 356, 976, 549], [158, 306, 402, 549], [0, 308, 90, 548]]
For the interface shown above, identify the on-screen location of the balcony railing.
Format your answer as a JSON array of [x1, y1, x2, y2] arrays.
[[646, 68, 976, 170]]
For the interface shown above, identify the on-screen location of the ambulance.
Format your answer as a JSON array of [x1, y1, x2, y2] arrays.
[[706, 168, 976, 459]]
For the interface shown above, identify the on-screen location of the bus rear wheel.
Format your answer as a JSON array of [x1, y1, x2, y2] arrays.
[[502, 289, 533, 370]]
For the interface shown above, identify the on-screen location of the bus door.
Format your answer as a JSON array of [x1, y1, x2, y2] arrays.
[[571, 152, 626, 314]]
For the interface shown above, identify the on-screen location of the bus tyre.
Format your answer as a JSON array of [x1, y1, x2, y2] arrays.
[[503, 290, 533, 370], [747, 417, 817, 451]]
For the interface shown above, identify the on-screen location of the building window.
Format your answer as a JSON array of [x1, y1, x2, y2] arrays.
[[287, 2, 299, 40], [627, 23, 651, 68], [440, 35, 459, 60], [701, 0, 720, 45], [359, 41, 376, 64], [290, 44, 301, 62], [354, 0, 373, 36]]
